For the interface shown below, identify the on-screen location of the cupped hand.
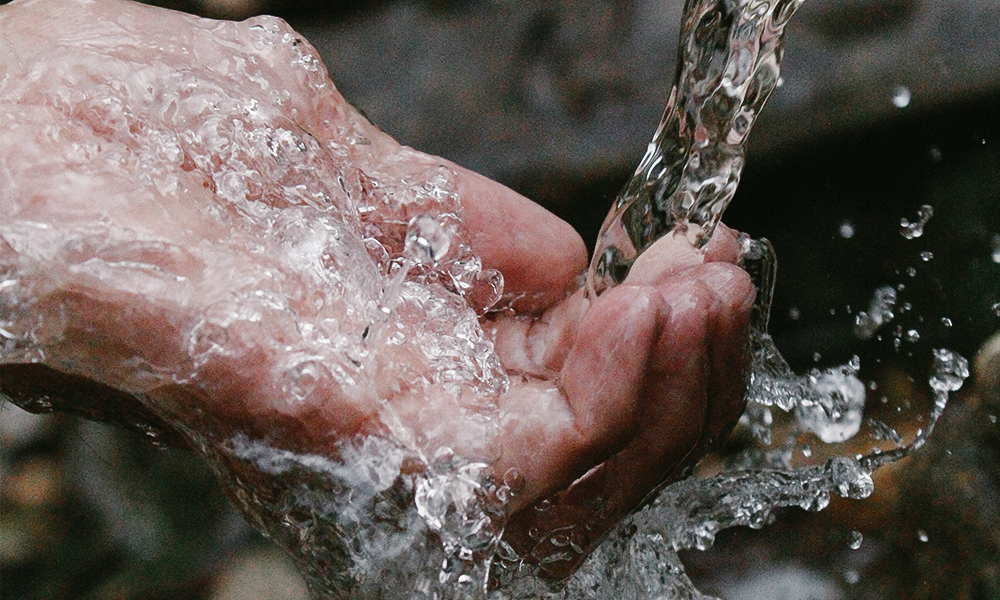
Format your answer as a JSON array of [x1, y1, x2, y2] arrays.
[[0, 0, 754, 584]]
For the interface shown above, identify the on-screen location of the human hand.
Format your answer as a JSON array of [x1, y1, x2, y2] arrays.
[[0, 0, 754, 587]]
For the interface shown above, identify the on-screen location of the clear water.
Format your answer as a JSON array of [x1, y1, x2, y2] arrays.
[[587, 0, 807, 297], [0, 1, 973, 599]]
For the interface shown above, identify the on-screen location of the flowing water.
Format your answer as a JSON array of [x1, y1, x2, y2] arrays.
[[0, 0, 973, 598]]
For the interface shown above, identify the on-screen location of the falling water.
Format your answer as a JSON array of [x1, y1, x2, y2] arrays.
[[587, 0, 806, 297]]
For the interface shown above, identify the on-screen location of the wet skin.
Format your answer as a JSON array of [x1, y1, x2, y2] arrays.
[[0, 0, 754, 582]]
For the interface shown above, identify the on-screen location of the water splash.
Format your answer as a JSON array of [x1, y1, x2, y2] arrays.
[[900, 204, 934, 240], [587, 0, 807, 296], [848, 530, 863, 550], [854, 285, 898, 340]]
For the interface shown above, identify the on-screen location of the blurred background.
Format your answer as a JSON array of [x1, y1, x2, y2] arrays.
[[1, 0, 999, 598]]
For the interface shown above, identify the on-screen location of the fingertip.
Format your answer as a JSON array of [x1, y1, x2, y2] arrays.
[[625, 231, 703, 286], [696, 261, 757, 316], [701, 223, 744, 265]]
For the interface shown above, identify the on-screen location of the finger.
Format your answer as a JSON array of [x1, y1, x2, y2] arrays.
[[451, 163, 588, 313], [699, 262, 755, 449], [492, 284, 662, 510], [703, 223, 745, 265], [488, 224, 747, 378], [504, 263, 754, 578], [488, 290, 589, 378], [0, 363, 190, 449], [502, 276, 712, 576], [625, 224, 743, 288]]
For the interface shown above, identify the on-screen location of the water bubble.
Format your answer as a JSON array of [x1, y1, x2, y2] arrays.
[[845, 569, 861, 585], [404, 214, 452, 265], [839, 220, 855, 239], [917, 529, 929, 542], [892, 85, 911, 108], [801, 445, 812, 458], [993, 302, 1000, 316], [900, 204, 933, 239], [906, 266, 917, 277], [284, 360, 325, 402], [828, 456, 874, 499], [854, 286, 897, 340], [942, 317, 952, 327], [502, 468, 525, 496], [798, 366, 866, 443], [905, 329, 920, 343], [789, 306, 801, 320], [928, 146, 943, 162], [988, 414, 997, 424], [920, 251, 934, 261], [929, 349, 969, 393], [848, 530, 863, 550], [991, 234, 1000, 263]]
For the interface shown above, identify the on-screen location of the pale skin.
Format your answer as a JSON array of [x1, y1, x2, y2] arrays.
[[0, 0, 755, 583]]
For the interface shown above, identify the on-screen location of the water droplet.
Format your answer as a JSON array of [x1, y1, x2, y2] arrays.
[[829, 456, 874, 499], [920, 251, 933, 261], [502, 468, 525, 495], [892, 85, 911, 108], [848, 530, 863, 550], [900, 204, 933, 239], [917, 529, 929, 542], [854, 286, 897, 340], [404, 214, 452, 265], [839, 220, 855, 239], [929, 349, 969, 393], [283, 361, 328, 402]]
